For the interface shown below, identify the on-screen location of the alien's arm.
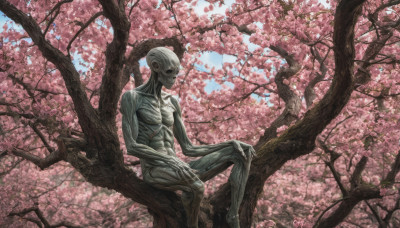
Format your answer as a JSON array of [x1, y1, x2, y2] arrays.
[[171, 97, 254, 158], [121, 91, 172, 162]]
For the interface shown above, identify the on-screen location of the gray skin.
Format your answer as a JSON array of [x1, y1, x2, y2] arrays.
[[120, 47, 254, 228]]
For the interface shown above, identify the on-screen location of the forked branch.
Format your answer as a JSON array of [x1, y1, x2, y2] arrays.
[[318, 140, 348, 196], [9, 204, 81, 228], [12, 146, 65, 170], [304, 46, 330, 107], [256, 45, 301, 143], [40, 0, 73, 24], [382, 150, 400, 186], [314, 151, 400, 228]]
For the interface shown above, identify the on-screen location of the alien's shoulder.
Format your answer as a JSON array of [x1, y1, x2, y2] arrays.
[[121, 90, 145, 111]]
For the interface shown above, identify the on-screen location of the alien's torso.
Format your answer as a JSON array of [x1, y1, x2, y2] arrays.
[[135, 91, 176, 157]]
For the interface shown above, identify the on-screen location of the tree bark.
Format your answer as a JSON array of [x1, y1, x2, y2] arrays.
[[211, 0, 367, 227]]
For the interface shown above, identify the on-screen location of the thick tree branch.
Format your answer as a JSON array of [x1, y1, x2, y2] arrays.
[[257, 45, 301, 143], [97, 0, 130, 124], [304, 47, 330, 107], [354, 29, 394, 86], [12, 147, 65, 170], [51, 221, 82, 228], [269, 45, 300, 103], [350, 156, 368, 189], [130, 61, 143, 87], [9, 207, 43, 226], [315, 155, 379, 227]]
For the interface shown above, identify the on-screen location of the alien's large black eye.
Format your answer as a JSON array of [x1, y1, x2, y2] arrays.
[[166, 70, 173, 74]]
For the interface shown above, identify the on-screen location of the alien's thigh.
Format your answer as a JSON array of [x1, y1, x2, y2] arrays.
[[143, 165, 200, 192], [189, 147, 234, 182]]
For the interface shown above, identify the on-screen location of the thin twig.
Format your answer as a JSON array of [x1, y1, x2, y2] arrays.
[[313, 198, 346, 228], [323, 115, 353, 143], [66, 11, 103, 57], [40, 0, 73, 24], [128, 0, 140, 16]]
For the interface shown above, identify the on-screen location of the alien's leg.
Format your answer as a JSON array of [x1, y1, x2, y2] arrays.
[[143, 164, 204, 228], [189, 146, 252, 228]]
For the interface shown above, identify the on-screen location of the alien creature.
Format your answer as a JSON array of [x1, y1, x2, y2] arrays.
[[120, 47, 254, 228]]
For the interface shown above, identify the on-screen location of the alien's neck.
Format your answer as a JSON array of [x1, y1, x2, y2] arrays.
[[154, 82, 163, 100], [139, 72, 163, 101]]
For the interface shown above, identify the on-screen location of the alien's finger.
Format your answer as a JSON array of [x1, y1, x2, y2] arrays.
[[184, 166, 198, 179], [183, 171, 196, 183], [177, 165, 195, 181], [178, 168, 190, 182], [250, 148, 257, 157], [233, 141, 246, 159], [239, 147, 247, 160], [244, 146, 255, 157]]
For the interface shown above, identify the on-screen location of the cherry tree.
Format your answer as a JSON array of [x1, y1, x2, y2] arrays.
[[1, 0, 400, 227]]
